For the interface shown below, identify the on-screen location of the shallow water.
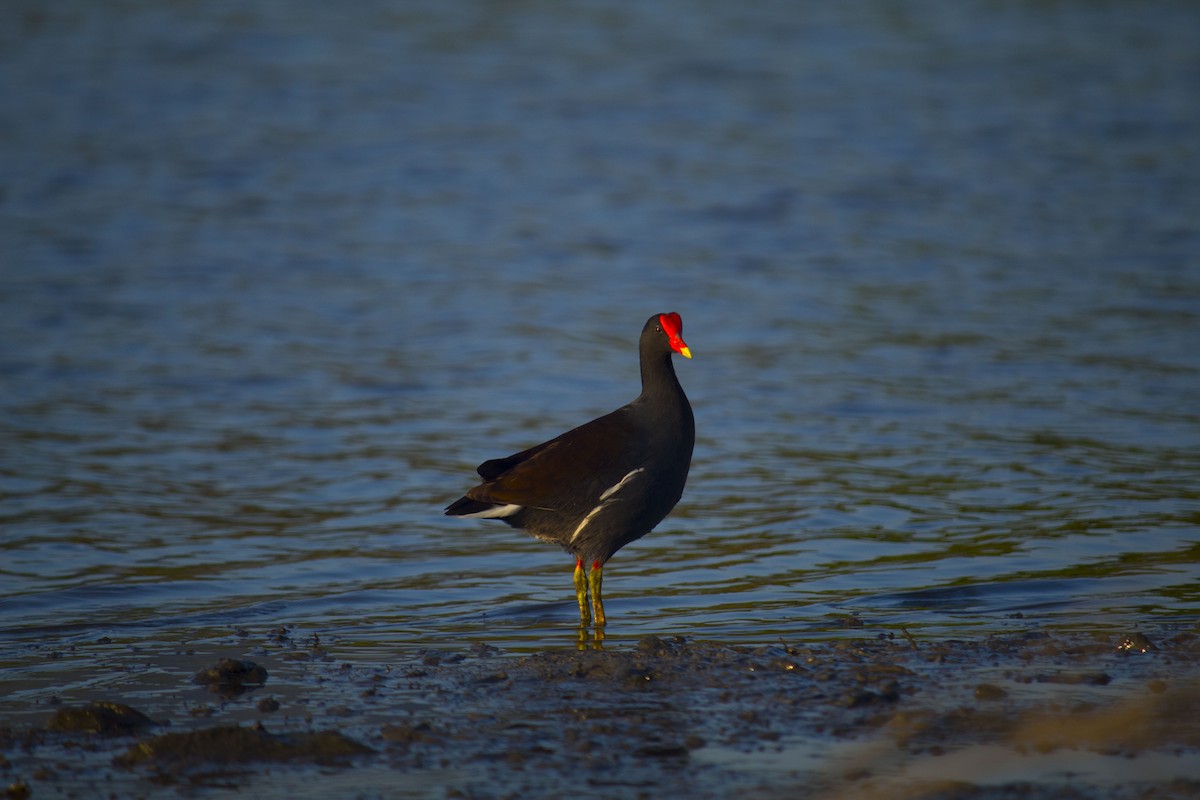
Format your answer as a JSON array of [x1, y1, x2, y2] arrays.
[[2, 0, 1199, 708]]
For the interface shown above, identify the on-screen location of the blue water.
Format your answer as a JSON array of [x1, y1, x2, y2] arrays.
[[2, 0, 1199, 706]]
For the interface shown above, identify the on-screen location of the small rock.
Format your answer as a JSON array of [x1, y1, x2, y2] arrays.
[[1117, 633, 1156, 654], [634, 742, 689, 758], [114, 724, 372, 771], [1033, 672, 1111, 686], [477, 671, 509, 684], [380, 721, 436, 744], [46, 702, 158, 736], [842, 690, 882, 708], [192, 658, 268, 697], [974, 683, 1009, 701]]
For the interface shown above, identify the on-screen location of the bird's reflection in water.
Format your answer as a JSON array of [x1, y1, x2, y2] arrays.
[[577, 626, 605, 651]]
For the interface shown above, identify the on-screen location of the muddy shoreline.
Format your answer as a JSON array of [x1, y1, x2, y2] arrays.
[[4, 627, 1199, 799]]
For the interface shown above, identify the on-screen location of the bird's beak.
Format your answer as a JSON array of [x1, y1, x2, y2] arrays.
[[678, 345, 692, 359]]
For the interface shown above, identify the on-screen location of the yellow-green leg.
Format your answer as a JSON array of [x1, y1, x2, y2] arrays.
[[588, 560, 606, 627], [574, 559, 591, 627]]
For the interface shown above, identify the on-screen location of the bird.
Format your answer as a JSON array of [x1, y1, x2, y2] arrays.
[[445, 312, 695, 627]]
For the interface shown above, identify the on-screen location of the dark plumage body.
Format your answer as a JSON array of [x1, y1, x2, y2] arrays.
[[445, 313, 695, 625]]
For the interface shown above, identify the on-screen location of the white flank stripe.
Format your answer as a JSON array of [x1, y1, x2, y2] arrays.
[[569, 503, 606, 542], [571, 468, 644, 543], [462, 503, 522, 519], [599, 468, 644, 501]]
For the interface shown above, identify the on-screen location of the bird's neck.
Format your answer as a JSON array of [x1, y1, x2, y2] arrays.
[[639, 350, 684, 406]]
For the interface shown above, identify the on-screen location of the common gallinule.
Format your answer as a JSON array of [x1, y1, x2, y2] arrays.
[[445, 312, 695, 626]]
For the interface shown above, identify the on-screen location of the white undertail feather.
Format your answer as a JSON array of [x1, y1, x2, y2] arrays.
[[461, 503, 522, 519], [570, 468, 645, 543]]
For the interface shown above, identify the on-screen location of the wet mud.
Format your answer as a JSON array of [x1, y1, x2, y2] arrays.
[[3, 628, 1199, 799]]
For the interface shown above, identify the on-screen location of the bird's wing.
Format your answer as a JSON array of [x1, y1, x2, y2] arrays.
[[466, 410, 647, 511], [475, 438, 556, 481]]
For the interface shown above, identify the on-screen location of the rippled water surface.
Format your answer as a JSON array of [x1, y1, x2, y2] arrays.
[[2, 0, 1199, 703]]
